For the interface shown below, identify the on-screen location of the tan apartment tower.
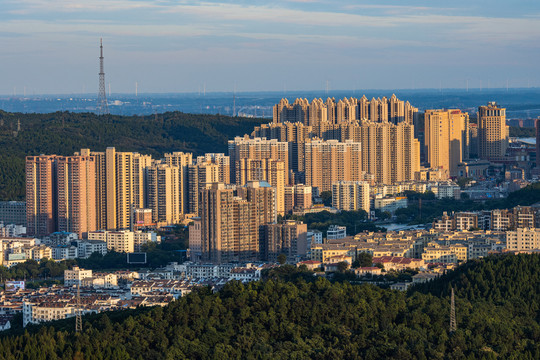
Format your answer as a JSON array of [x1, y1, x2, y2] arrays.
[[304, 139, 362, 192], [188, 154, 229, 215], [80, 148, 151, 231], [331, 181, 370, 213], [56, 156, 97, 238], [424, 109, 469, 177], [26, 155, 57, 237], [478, 102, 508, 160], [146, 162, 182, 225], [228, 136, 290, 185], [199, 183, 258, 264], [164, 152, 193, 214]]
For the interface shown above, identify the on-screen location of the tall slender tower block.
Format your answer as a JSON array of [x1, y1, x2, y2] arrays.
[[96, 38, 109, 115]]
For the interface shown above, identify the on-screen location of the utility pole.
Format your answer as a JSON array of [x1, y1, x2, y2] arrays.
[[450, 287, 457, 333], [75, 284, 82, 332]]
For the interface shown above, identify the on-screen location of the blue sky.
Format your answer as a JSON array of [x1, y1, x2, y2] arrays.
[[1, 0, 539, 94]]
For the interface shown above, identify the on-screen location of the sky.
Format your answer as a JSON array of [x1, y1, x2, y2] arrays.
[[1, 0, 540, 95]]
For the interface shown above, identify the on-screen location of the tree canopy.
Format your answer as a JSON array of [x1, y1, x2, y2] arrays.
[[0, 110, 265, 200], [1, 254, 539, 359]]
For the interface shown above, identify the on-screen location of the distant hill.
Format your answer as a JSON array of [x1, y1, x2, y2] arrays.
[[0, 111, 265, 201], [1, 254, 539, 358]]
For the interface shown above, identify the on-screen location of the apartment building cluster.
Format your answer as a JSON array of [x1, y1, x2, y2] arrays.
[[308, 228, 506, 267], [432, 206, 538, 232], [0, 237, 51, 267], [431, 205, 540, 253], [188, 182, 309, 264], [20, 286, 179, 327], [22, 97, 517, 266], [0, 228, 161, 267]]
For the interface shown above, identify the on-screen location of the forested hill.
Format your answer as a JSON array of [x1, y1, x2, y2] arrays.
[[1, 254, 539, 359], [0, 111, 265, 201]]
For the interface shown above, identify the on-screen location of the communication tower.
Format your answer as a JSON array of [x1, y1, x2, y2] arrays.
[[96, 38, 109, 115]]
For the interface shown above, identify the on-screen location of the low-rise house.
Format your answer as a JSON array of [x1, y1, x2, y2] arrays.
[[372, 256, 425, 271], [412, 272, 439, 284], [296, 260, 321, 271], [354, 267, 382, 276]]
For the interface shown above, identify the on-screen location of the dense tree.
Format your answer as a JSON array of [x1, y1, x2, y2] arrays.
[[319, 191, 332, 206], [1, 254, 539, 359], [288, 209, 382, 235], [0, 110, 265, 200], [352, 252, 373, 268]]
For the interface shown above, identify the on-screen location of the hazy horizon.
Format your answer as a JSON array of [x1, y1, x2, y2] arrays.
[[2, 0, 539, 95]]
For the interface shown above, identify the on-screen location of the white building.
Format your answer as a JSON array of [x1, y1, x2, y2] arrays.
[[52, 245, 78, 260], [64, 266, 93, 286], [80, 273, 118, 289], [332, 181, 370, 213], [374, 196, 408, 214], [327, 225, 346, 240], [88, 230, 160, 253], [306, 230, 323, 255], [75, 240, 107, 258], [0, 223, 26, 238], [429, 182, 460, 200], [506, 228, 540, 251]]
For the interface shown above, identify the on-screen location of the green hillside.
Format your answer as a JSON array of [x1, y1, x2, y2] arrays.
[[0, 111, 265, 201], [1, 254, 539, 359]]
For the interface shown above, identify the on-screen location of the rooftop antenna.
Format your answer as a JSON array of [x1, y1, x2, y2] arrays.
[[450, 287, 457, 333], [96, 38, 109, 115], [75, 284, 82, 332]]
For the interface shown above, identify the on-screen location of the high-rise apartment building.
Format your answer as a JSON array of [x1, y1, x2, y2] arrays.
[[237, 181, 277, 228], [304, 139, 362, 192], [331, 181, 370, 213], [424, 109, 469, 177], [273, 95, 417, 126], [284, 184, 312, 214], [236, 159, 285, 215], [26, 155, 57, 237], [56, 156, 97, 238], [146, 162, 182, 225], [188, 154, 230, 215], [262, 220, 308, 262], [80, 148, 152, 231], [337, 120, 419, 184], [252, 122, 311, 173], [228, 136, 289, 185], [199, 183, 256, 263], [478, 102, 508, 160], [199, 182, 276, 263], [164, 152, 192, 214]]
